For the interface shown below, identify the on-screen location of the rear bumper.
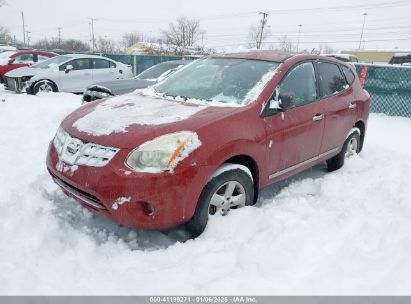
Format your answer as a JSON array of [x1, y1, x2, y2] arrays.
[[46, 141, 214, 230]]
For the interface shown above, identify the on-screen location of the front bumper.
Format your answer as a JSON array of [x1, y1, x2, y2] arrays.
[[5, 77, 30, 93], [46, 141, 213, 230]]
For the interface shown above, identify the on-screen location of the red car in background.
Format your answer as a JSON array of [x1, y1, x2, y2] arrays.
[[47, 51, 371, 238], [0, 50, 58, 83]]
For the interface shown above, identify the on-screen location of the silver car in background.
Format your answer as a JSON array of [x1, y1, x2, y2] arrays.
[[4, 54, 133, 94]]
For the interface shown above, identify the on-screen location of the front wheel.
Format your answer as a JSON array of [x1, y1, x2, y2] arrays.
[[186, 164, 254, 238], [33, 80, 58, 95], [327, 131, 361, 172]]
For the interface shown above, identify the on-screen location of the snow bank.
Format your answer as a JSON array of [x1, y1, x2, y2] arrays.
[[1, 85, 411, 295]]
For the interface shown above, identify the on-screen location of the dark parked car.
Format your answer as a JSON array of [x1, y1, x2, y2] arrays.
[[82, 60, 189, 103], [47, 51, 370, 238], [388, 53, 411, 65]]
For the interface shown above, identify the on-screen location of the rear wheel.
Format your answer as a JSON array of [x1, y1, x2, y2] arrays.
[[33, 80, 58, 94], [186, 164, 254, 238], [327, 131, 361, 172]]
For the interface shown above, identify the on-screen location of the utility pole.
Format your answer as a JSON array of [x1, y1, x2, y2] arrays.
[[26, 31, 30, 48], [297, 24, 302, 52], [88, 18, 96, 53], [21, 11, 26, 46], [358, 13, 368, 50], [57, 27, 62, 45], [257, 12, 268, 50]]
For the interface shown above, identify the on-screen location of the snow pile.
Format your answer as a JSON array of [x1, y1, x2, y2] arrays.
[[1, 84, 411, 295], [73, 92, 206, 136]]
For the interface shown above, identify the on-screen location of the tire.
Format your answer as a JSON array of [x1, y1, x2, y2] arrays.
[[327, 131, 361, 172], [186, 164, 254, 238], [33, 80, 58, 95], [0, 76, 4, 84]]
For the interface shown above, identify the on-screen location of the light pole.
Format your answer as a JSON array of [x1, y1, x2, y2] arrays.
[[358, 13, 368, 50], [297, 24, 302, 52]]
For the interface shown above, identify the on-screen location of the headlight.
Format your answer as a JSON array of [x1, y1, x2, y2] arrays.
[[125, 131, 201, 173]]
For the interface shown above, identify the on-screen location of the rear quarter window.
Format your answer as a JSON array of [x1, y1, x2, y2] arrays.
[[341, 65, 355, 85]]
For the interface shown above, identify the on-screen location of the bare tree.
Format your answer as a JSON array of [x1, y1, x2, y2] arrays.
[[277, 35, 294, 52], [121, 32, 144, 49], [317, 44, 337, 54], [97, 36, 118, 53], [0, 25, 12, 44], [247, 24, 271, 49], [0, 0, 6, 7], [161, 16, 202, 48], [32, 38, 89, 52]]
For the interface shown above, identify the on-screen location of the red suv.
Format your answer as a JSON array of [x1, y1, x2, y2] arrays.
[[46, 51, 370, 237], [0, 50, 58, 83]]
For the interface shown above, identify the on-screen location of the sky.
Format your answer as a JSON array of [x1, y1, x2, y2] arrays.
[[1, 0, 411, 52]]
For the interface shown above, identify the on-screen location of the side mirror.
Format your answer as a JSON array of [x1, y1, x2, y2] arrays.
[[268, 87, 295, 112], [8, 58, 15, 65], [278, 93, 295, 111], [65, 64, 73, 73]]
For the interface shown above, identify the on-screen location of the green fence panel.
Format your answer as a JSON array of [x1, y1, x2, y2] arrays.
[[355, 64, 411, 118]]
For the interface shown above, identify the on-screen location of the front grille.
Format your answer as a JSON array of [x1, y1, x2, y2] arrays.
[[53, 127, 119, 167]]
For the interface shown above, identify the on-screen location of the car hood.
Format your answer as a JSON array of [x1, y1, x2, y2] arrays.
[[62, 92, 242, 149], [5, 66, 43, 77], [87, 78, 155, 95]]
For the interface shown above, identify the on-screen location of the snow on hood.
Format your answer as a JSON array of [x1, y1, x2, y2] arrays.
[[73, 93, 207, 136], [5, 66, 43, 77]]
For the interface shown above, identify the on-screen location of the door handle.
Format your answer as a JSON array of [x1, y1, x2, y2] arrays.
[[349, 102, 357, 109], [313, 114, 324, 121]]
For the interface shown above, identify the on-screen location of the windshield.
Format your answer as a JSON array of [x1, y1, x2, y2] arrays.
[[32, 55, 72, 69], [155, 58, 279, 105], [137, 62, 183, 80]]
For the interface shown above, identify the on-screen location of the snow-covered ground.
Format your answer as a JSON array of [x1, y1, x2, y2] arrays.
[[1, 85, 411, 295]]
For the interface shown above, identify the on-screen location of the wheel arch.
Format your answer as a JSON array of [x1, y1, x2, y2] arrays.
[[353, 120, 366, 152], [220, 154, 260, 204], [33, 79, 59, 92]]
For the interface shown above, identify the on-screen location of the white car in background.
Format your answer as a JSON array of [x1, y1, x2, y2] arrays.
[[4, 54, 133, 94]]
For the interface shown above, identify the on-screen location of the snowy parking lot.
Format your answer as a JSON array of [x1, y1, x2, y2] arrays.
[[1, 85, 411, 295]]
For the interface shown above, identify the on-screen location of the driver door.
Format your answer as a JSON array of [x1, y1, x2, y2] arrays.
[[59, 59, 92, 93], [263, 61, 326, 181]]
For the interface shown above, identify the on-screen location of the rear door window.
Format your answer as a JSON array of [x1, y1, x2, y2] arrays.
[[316, 61, 347, 97], [92, 59, 112, 69]]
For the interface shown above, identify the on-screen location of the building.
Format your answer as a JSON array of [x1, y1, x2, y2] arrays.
[[341, 50, 411, 64]]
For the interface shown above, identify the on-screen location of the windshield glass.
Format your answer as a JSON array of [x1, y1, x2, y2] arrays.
[[32, 55, 72, 69], [155, 58, 279, 105]]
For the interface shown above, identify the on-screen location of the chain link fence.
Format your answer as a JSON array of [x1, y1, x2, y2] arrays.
[[355, 63, 411, 118]]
